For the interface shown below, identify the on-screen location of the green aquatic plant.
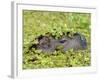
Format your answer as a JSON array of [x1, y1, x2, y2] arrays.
[[23, 10, 91, 69]]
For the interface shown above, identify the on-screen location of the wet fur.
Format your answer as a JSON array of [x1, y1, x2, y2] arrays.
[[29, 32, 87, 53]]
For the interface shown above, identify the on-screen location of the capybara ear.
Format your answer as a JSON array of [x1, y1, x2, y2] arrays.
[[35, 35, 44, 42], [66, 32, 70, 36]]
